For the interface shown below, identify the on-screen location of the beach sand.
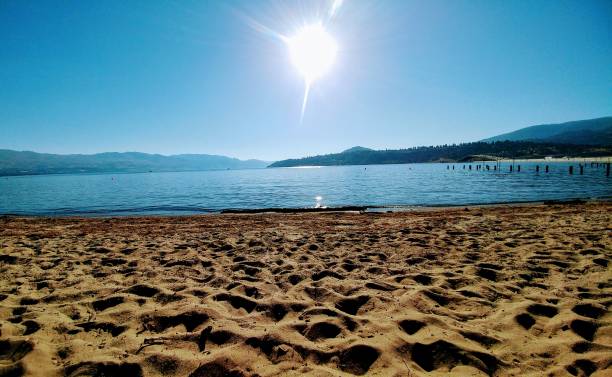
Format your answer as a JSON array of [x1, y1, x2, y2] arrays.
[[0, 203, 610, 376]]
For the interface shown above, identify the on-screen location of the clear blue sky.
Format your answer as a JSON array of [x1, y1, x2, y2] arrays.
[[2, 0, 611, 161]]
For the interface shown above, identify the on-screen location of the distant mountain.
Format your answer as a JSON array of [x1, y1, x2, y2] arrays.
[[268, 141, 612, 168], [482, 117, 612, 145], [0, 150, 269, 176], [341, 146, 373, 153]]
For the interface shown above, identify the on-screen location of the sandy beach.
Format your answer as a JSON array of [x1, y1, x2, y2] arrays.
[[0, 202, 610, 376]]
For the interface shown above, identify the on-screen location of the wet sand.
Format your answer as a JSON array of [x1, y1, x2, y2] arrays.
[[0, 202, 610, 376]]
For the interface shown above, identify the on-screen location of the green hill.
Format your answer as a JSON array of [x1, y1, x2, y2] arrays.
[[268, 141, 612, 168], [481, 117, 612, 145]]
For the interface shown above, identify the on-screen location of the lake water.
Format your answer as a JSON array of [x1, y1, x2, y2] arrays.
[[0, 162, 610, 216]]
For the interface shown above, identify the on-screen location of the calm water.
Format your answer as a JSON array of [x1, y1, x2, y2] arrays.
[[0, 162, 610, 216]]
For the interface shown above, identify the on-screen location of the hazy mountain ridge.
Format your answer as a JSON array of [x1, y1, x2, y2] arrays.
[[4, 117, 611, 174], [268, 141, 612, 167], [481, 117, 612, 145], [0, 150, 269, 176]]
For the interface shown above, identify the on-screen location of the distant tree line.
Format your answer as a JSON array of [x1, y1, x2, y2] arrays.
[[268, 141, 612, 167]]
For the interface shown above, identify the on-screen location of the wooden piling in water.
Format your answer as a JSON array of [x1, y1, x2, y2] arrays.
[[510, 165, 513, 172], [569, 166, 573, 175], [545, 165, 549, 173], [517, 165, 521, 172], [536, 165, 540, 173], [580, 165, 584, 175]]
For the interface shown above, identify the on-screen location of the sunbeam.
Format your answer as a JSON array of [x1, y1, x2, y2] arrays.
[[300, 82, 311, 123]]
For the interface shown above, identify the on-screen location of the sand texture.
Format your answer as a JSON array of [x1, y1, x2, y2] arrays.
[[0, 203, 611, 376]]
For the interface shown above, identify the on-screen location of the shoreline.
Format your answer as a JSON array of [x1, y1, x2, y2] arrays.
[[2, 197, 611, 218], [270, 156, 612, 168], [460, 156, 612, 163]]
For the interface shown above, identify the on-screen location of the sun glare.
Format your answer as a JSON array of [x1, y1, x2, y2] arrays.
[[243, 1, 343, 122], [242, 0, 345, 120], [287, 23, 337, 84]]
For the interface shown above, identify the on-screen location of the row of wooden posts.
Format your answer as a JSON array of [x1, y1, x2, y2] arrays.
[[446, 161, 611, 176]]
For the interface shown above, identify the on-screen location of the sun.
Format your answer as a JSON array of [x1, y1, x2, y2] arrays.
[[244, 1, 344, 122], [287, 23, 337, 84]]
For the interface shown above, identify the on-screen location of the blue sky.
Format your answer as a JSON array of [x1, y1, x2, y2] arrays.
[[1, 0, 611, 161]]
